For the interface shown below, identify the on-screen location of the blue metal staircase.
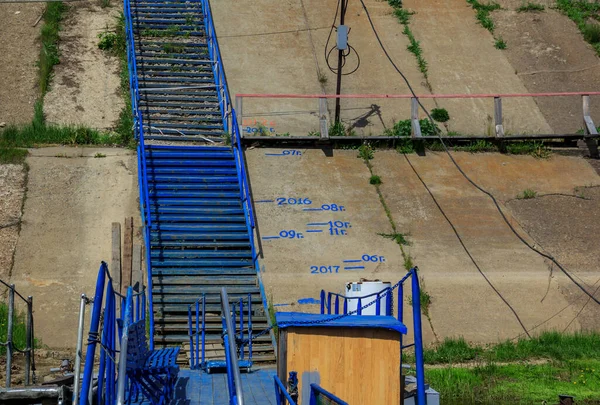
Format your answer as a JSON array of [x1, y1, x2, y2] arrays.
[[124, 0, 275, 363]]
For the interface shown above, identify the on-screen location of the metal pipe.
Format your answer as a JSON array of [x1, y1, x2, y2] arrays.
[[116, 288, 133, 405], [220, 288, 244, 405], [411, 269, 426, 405], [6, 284, 14, 388], [25, 296, 32, 386], [73, 294, 87, 405], [79, 263, 106, 405]]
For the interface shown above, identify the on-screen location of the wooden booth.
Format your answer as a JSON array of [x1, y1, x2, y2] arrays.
[[275, 312, 407, 404]]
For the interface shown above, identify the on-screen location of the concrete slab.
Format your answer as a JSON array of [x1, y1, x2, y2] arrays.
[[371, 150, 600, 342], [246, 148, 435, 342], [212, 0, 435, 137], [10, 147, 140, 348], [398, 0, 553, 135]]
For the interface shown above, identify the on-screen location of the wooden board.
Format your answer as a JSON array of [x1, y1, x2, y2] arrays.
[[132, 244, 143, 292], [111, 222, 121, 292], [285, 327, 401, 404], [122, 217, 133, 294]]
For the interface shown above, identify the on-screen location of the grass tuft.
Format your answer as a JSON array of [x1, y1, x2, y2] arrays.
[[358, 144, 375, 160], [494, 36, 507, 49], [369, 174, 382, 185], [431, 108, 450, 122], [555, 0, 600, 55], [516, 2, 545, 12], [0, 302, 35, 356], [518, 188, 537, 199], [0, 148, 29, 164], [379, 232, 410, 246], [466, 0, 501, 34], [39, 2, 68, 95]]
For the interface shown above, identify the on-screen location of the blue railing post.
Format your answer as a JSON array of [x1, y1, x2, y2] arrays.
[[248, 293, 252, 362], [411, 269, 426, 405], [239, 298, 244, 360], [201, 294, 206, 366], [327, 293, 332, 315], [398, 283, 403, 324], [188, 305, 194, 368], [334, 296, 339, 315], [357, 297, 362, 315], [196, 299, 201, 369], [320, 290, 325, 314], [79, 263, 107, 405], [376, 292, 381, 315]]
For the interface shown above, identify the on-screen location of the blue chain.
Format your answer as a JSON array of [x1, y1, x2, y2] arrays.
[[242, 274, 412, 344]]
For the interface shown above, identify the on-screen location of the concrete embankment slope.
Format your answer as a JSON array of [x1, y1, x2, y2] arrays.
[[248, 148, 600, 344], [212, 0, 554, 136], [10, 147, 140, 348]]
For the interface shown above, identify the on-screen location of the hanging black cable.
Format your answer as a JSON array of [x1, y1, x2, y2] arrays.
[[358, 0, 600, 308]]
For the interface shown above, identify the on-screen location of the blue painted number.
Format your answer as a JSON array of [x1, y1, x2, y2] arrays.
[[276, 197, 312, 205], [310, 266, 340, 274]]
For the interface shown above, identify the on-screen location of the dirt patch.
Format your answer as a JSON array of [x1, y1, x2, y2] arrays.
[[506, 187, 600, 331], [43, 2, 123, 130], [493, 7, 600, 134], [0, 3, 44, 125], [0, 164, 26, 284]]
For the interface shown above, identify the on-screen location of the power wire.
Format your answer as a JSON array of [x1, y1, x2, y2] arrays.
[[324, 0, 360, 75], [358, 0, 600, 314]]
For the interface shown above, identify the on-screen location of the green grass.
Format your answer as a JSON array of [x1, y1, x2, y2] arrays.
[[268, 297, 278, 340], [329, 121, 355, 137], [39, 2, 68, 95], [0, 302, 31, 356], [358, 144, 374, 160], [379, 232, 410, 246], [516, 2, 545, 12], [494, 36, 507, 49], [555, 0, 600, 55], [504, 140, 551, 158], [418, 331, 600, 365], [466, 0, 501, 34], [0, 148, 28, 164], [425, 360, 600, 403], [403, 25, 428, 78], [431, 108, 450, 123], [369, 174, 382, 185], [517, 188, 537, 199]]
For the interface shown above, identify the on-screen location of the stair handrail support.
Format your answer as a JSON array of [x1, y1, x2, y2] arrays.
[[123, 0, 155, 348], [221, 288, 245, 405]]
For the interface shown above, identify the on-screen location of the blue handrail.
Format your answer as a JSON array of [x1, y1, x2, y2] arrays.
[[123, 0, 155, 349], [188, 294, 206, 369], [319, 268, 426, 405], [78, 263, 146, 405], [309, 384, 349, 405], [274, 375, 297, 405]]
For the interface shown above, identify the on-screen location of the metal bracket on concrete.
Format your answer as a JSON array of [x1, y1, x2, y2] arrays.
[[582, 95, 599, 158], [235, 96, 244, 139], [411, 98, 422, 138], [494, 97, 504, 138], [319, 98, 329, 140]]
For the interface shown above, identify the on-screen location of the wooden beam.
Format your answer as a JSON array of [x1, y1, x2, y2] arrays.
[[111, 223, 121, 293], [132, 244, 143, 293], [122, 217, 133, 293]]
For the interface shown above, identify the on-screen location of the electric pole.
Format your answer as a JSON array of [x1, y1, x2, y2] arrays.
[[334, 0, 349, 124]]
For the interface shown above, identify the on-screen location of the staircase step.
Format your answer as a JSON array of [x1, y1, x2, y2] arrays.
[[150, 250, 252, 259], [152, 267, 256, 276], [150, 214, 245, 223]]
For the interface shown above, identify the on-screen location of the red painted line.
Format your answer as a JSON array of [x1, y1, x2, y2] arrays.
[[236, 91, 600, 99]]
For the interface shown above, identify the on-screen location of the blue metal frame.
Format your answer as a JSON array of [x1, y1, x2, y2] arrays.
[[309, 384, 349, 405], [273, 375, 297, 405], [319, 268, 427, 405], [78, 263, 147, 405]]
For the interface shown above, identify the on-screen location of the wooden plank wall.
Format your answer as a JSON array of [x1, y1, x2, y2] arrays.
[[284, 327, 401, 404]]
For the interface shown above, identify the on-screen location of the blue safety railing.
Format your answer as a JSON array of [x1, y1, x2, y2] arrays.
[[188, 293, 254, 371], [309, 384, 349, 405], [274, 375, 297, 405], [319, 268, 427, 405], [78, 262, 146, 405], [123, 0, 155, 350]]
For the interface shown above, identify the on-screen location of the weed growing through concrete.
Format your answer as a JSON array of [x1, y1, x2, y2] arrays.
[[358, 144, 374, 160], [379, 232, 410, 246], [369, 174, 382, 185], [268, 296, 278, 340], [39, 2, 68, 95], [516, 2, 545, 12], [467, 0, 501, 33], [431, 108, 450, 123], [94, 153, 107, 158], [494, 36, 507, 49], [556, 0, 600, 55], [518, 189, 537, 199], [329, 121, 355, 137], [0, 148, 28, 164], [317, 71, 328, 84], [504, 141, 551, 158]]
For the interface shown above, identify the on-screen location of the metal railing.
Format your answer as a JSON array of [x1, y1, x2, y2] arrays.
[[309, 384, 349, 405], [123, 0, 155, 350], [274, 375, 297, 405], [0, 280, 35, 388], [221, 288, 244, 405], [235, 92, 600, 145], [319, 268, 426, 405], [188, 293, 254, 370], [78, 262, 146, 405]]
